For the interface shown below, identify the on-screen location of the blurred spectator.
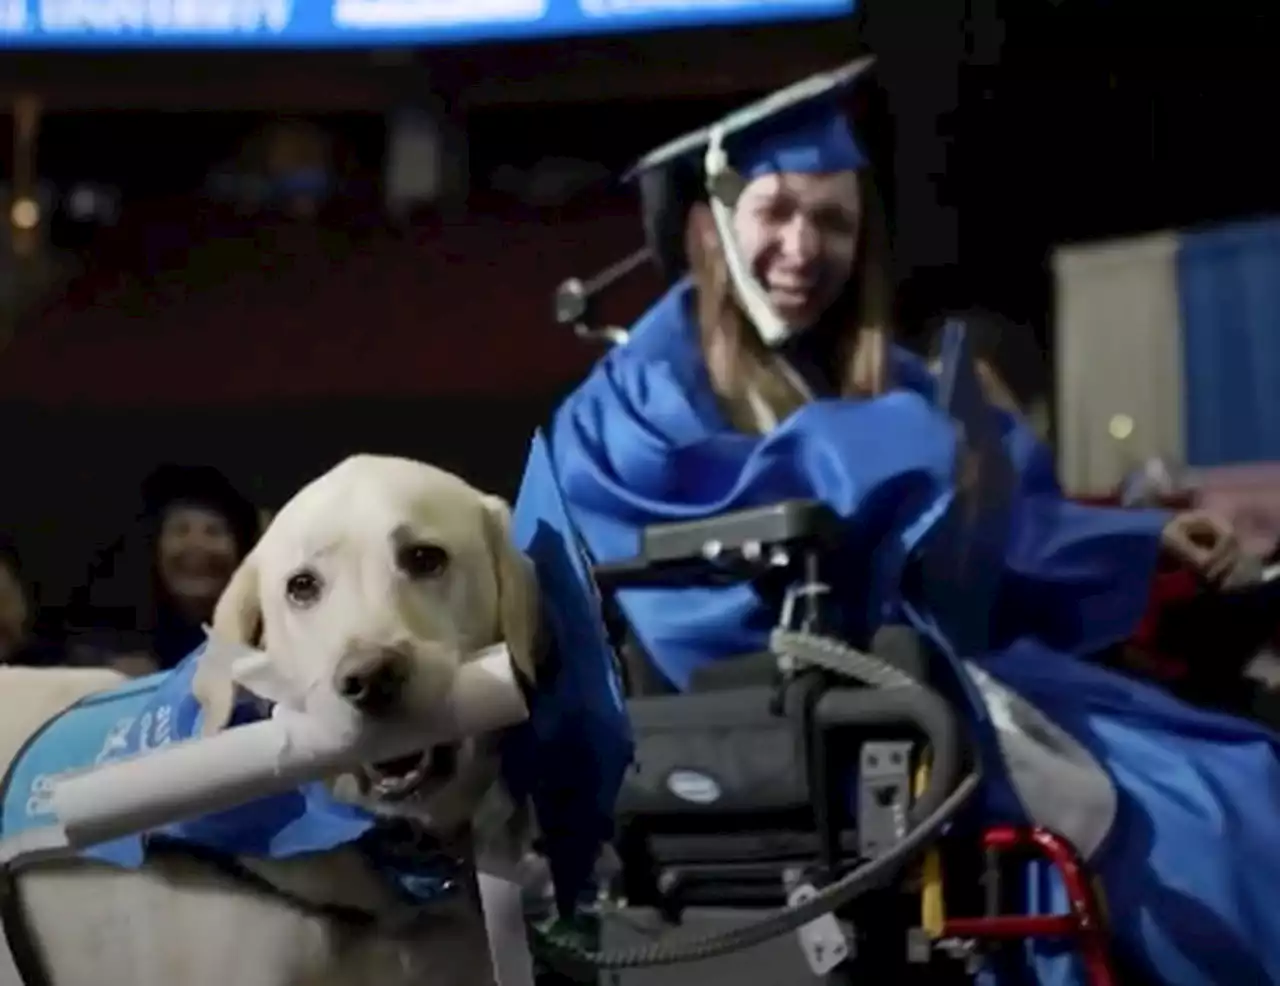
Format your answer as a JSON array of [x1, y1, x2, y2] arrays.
[[66, 464, 261, 675], [0, 541, 30, 662], [0, 540, 65, 667], [206, 119, 336, 219]]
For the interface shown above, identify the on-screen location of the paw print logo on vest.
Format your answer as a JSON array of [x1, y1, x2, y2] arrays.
[[95, 716, 135, 765]]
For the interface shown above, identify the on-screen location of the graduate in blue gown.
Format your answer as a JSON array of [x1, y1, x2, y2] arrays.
[[511, 59, 1280, 985]]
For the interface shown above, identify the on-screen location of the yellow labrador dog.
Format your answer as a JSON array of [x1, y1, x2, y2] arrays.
[[0, 455, 540, 986]]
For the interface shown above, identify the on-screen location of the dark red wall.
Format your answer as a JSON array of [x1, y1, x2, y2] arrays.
[[0, 199, 658, 405], [0, 200, 661, 611]]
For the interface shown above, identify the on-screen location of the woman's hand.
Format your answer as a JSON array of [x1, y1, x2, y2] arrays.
[[1160, 510, 1241, 584]]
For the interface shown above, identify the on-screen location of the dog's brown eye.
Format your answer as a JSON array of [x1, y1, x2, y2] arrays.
[[285, 569, 323, 607], [397, 543, 449, 580]]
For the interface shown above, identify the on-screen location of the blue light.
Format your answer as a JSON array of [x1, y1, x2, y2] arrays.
[[0, 0, 855, 49]]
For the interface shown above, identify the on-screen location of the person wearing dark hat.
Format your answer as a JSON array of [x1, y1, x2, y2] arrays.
[[0, 541, 29, 664], [0, 541, 64, 667], [512, 60, 1280, 985], [65, 464, 261, 674], [0, 538, 91, 667]]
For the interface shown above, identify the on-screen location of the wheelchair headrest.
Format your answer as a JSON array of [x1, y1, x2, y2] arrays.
[[637, 157, 702, 288], [552, 157, 699, 350]]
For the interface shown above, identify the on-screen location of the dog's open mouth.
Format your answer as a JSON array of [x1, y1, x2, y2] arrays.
[[364, 743, 458, 800]]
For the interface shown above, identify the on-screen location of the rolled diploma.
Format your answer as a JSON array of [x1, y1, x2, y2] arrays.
[[49, 646, 528, 849]]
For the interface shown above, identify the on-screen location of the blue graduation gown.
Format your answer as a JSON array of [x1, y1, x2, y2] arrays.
[[511, 279, 1280, 985]]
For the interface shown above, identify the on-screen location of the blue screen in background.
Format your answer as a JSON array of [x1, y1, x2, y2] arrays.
[[0, 0, 854, 48]]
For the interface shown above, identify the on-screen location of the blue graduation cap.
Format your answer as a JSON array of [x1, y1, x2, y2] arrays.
[[624, 57, 875, 294], [626, 56, 874, 189], [919, 320, 1017, 659]]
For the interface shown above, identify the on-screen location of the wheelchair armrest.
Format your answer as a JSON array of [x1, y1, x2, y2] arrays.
[[643, 500, 840, 564], [592, 500, 841, 591]]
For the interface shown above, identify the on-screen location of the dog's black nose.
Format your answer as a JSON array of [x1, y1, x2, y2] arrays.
[[336, 653, 407, 714]]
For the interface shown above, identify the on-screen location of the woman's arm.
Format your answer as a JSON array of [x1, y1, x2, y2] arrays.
[[997, 416, 1173, 656]]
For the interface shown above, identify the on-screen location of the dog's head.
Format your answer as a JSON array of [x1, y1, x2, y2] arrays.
[[193, 454, 538, 815]]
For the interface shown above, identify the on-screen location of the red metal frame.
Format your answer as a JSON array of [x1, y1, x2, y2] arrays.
[[941, 826, 1116, 986]]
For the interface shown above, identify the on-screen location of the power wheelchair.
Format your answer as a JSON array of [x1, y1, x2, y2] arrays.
[[535, 497, 1117, 986], [543, 232, 1118, 986]]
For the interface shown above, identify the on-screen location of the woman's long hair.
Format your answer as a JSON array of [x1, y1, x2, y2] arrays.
[[687, 170, 894, 434]]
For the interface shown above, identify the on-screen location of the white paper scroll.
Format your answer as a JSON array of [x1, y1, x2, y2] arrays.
[[49, 642, 528, 849]]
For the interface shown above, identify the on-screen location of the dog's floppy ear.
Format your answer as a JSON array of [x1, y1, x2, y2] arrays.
[[480, 495, 540, 683], [192, 551, 263, 736]]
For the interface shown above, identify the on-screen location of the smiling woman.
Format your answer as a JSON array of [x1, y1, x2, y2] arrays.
[[155, 500, 243, 622], [65, 464, 263, 674]]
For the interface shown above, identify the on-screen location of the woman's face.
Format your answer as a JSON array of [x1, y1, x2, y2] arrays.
[[731, 169, 862, 331], [156, 504, 240, 612], [0, 562, 28, 661]]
